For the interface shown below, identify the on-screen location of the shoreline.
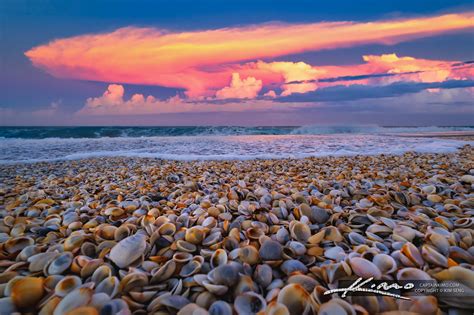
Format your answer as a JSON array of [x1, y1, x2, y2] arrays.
[[0, 146, 473, 314]]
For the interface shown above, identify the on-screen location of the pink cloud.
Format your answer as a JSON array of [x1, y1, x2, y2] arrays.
[[215, 73, 262, 99], [25, 12, 473, 98], [79, 84, 309, 115]]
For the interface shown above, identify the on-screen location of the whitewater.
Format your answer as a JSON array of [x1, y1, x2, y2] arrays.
[[0, 126, 472, 164]]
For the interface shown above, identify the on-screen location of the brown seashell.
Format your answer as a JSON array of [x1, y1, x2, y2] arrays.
[[11, 277, 44, 309], [185, 227, 206, 244], [55, 275, 82, 297], [239, 245, 260, 265], [210, 249, 228, 268], [277, 284, 311, 315], [5, 237, 34, 255]]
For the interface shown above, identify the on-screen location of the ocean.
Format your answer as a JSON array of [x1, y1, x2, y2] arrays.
[[0, 126, 472, 164]]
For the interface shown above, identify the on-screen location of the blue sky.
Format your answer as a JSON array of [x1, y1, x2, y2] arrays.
[[1, 0, 473, 125]]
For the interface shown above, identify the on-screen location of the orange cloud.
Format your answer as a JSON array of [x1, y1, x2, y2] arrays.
[[26, 12, 473, 97]]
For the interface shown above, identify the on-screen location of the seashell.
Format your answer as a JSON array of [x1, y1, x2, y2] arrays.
[[277, 284, 311, 315], [0, 297, 16, 314], [148, 292, 190, 312], [266, 301, 290, 315], [100, 299, 130, 315], [290, 222, 311, 242], [64, 306, 99, 315], [53, 287, 93, 315], [151, 260, 176, 283], [158, 222, 176, 236], [422, 185, 436, 194], [348, 232, 366, 245], [5, 237, 34, 255], [202, 232, 222, 246], [349, 257, 382, 279], [400, 242, 424, 268], [28, 252, 58, 272], [421, 244, 448, 267], [210, 264, 240, 286], [433, 266, 474, 286], [55, 275, 82, 297], [202, 280, 228, 295], [280, 259, 308, 276], [47, 252, 73, 275], [321, 262, 351, 284], [176, 240, 197, 253], [177, 303, 208, 315], [427, 233, 450, 256], [109, 233, 146, 268], [235, 292, 267, 315], [11, 277, 44, 309], [64, 234, 85, 251], [210, 249, 228, 268], [95, 276, 120, 298], [324, 246, 346, 261], [287, 275, 318, 293], [209, 300, 233, 315], [259, 240, 283, 261], [234, 274, 258, 297], [392, 225, 418, 242], [254, 264, 273, 288], [91, 265, 112, 284], [239, 245, 260, 265], [80, 242, 97, 257], [460, 174, 474, 184], [276, 228, 290, 244], [372, 254, 397, 274], [449, 246, 474, 264], [286, 241, 306, 256], [173, 251, 193, 263], [427, 194, 442, 203], [179, 260, 201, 277], [113, 225, 131, 241], [185, 227, 206, 244], [397, 267, 433, 281], [318, 299, 355, 315], [123, 271, 150, 295]]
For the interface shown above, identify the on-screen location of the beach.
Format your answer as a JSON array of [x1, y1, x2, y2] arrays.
[[0, 142, 473, 314]]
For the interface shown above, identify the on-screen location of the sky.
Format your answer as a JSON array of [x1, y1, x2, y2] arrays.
[[0, 0, 473, 126]]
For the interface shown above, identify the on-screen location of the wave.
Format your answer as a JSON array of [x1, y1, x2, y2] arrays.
[[0, 125, 473, 139], [0, 134, 471, 164]]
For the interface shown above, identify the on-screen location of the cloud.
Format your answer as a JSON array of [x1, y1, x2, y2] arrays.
[[276, 79, 474, 102], [284, 54, 474, 88], [215, 73, 262, 99], [79, 84, 308, 115], [26, 12, 473, 97]]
